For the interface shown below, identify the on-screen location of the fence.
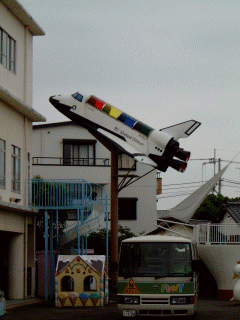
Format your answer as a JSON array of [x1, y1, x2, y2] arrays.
[[194, 223, 240, 244]]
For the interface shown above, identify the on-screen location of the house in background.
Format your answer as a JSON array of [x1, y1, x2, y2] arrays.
[[32, 121, 157, 236], [0, 0, 45, 299]]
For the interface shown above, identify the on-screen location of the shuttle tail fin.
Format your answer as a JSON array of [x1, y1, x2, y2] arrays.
[[160, 120, 201, 140]]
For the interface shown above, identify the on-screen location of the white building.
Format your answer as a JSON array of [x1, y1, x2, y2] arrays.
[[0, 0, 45, 299], [32, 121, 157, 236]]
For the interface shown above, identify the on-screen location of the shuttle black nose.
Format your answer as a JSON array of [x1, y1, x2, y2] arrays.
[[49, 95, 56, 103]]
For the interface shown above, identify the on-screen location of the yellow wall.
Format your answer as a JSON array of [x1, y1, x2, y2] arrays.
[[56, 257, 103, 307]]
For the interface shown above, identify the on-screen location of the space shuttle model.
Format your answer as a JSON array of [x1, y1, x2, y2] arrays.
[[49, 91, 201, 173]]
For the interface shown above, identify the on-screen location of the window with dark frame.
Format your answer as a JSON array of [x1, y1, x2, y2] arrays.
[[0, 139, 6, 189], [118, 197, 138, 220], [11, 145, 21, 193], [63, 139, 96, 166], [0, 27, 16, 73]]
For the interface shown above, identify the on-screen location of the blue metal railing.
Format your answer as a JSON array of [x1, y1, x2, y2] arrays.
[[29, 178, 92, 209], [28, 178, 109, 301]]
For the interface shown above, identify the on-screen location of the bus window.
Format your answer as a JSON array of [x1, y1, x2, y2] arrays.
[[169, 243, 192, 276]]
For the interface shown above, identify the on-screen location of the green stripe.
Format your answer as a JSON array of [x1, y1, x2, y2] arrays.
[[118, 281, 194, 295]]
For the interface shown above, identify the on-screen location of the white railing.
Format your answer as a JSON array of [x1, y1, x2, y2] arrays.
[[194, 223, 240, 244]]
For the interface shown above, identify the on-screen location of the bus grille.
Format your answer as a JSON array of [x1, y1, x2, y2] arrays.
[[141, 297, 169, 305]]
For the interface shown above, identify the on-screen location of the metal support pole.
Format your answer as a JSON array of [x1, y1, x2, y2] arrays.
[[106, 193, 109, 277], [56, 210, 59, 259], [111, 147, 119, 296], [77, 209, 80, 255], [44, 211, 48, 300], [81, 208, 84, 255], [50, 213, 54, 300]]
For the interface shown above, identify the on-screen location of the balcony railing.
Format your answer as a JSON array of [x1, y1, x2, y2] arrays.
[[32, 157, 110, 166], [194, 223, 240, 245]]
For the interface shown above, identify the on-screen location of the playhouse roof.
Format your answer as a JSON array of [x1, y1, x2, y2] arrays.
[[56, 255, 106, 276]]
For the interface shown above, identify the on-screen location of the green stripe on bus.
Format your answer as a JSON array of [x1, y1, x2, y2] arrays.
[[118, 282, 194, 295]]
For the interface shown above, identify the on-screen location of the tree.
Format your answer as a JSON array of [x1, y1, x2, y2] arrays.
[[32, 176, 67, 250], [36, 210, 67, 251], [87, 225, 136, 256], [192, 193, 234, 222]]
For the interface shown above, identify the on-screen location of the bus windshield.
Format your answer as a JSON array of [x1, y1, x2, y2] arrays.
[[119, 242, 192, 278]]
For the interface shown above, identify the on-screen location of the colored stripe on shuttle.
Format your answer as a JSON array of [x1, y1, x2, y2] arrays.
[[118, 113, 137, 128], [87, 95, 106, 110], [86, 95, 153, 137], [134, 121, 153, 136]]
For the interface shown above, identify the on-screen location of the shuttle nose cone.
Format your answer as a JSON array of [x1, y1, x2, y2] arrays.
[[49, 95, 56, 103]]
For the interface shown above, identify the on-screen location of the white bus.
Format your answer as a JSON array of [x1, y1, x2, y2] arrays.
[[118, 235, 199, 317]]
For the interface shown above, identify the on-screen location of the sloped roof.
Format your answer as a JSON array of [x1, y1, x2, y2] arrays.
[[224, 202, 240, 225], [56, 255, 106, 276]]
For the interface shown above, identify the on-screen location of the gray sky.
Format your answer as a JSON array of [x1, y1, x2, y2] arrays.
[[20, 0, 240, 209]]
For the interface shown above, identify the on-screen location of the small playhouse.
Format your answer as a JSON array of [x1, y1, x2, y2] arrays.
[[55, 255, 108, 307]]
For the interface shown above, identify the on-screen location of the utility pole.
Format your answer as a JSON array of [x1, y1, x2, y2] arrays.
[[218, 158, 221, 194], [201, 149, 222, 194]]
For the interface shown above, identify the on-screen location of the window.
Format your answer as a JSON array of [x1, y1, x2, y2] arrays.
[[0, 139, 6, 189], [84, 276, 97, 291], [0, 28, 16, 73], [72, 92, 83, 102], [119, 242, 192, 278], [61, 276, 74, 291], [118, 197, 138, 220], [63, 139, 96, 166], [118, 153, 136, 170], [11, 145, 21, 192]]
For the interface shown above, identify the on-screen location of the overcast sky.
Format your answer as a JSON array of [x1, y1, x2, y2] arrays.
[[20, 0, 240, 209]]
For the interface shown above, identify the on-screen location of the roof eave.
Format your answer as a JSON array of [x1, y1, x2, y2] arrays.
[[1, 0, 45, 36], [0, 86, 46, 122], [0, 200, 39, 215]]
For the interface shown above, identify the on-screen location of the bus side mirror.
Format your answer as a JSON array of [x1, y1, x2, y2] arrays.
[[192, 260, 201, 272]]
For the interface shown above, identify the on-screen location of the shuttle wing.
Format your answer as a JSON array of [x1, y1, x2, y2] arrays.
[[160, 120, 201, 140], [97, 128, 158, 168]]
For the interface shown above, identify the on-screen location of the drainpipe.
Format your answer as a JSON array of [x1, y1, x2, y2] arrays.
[[24, 216, 28, 298]]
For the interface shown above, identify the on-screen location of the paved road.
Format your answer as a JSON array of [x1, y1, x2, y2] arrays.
[[3, 299, 240, 320]]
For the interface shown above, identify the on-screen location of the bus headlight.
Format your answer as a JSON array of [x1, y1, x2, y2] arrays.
[[170, 296, 189, 305], [121, 296, 140, 304]]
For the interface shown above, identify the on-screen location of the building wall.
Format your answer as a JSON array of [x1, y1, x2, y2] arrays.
[[0, 1, 33, 105], [0, 101, 33, 206], [32, 122, 157, 235], [0, 0, 45, 299]]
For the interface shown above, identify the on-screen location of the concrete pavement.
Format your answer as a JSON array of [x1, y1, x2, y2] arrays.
[[2, 298, 240, 319]]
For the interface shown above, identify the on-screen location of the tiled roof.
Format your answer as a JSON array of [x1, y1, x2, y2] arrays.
[[224, 202, 240, 225]]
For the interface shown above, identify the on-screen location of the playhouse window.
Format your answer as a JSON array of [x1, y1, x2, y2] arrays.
[[84, 276, 97, 291], [61, 276, 74, 291]]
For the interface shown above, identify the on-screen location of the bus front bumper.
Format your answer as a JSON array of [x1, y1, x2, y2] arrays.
[[118, 295, 195, 317]]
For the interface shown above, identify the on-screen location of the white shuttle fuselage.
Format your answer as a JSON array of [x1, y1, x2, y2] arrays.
[[49, 92, 201, 173]]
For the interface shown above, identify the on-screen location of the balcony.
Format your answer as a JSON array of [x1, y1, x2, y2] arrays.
[[32, 157, 110, 166], [194, 223, 240, 245]]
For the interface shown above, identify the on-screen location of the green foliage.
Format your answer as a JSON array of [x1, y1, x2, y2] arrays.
[[87, 225, 136, 255], [32, 176, 67, 250], [192, 193, 230, 222]]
